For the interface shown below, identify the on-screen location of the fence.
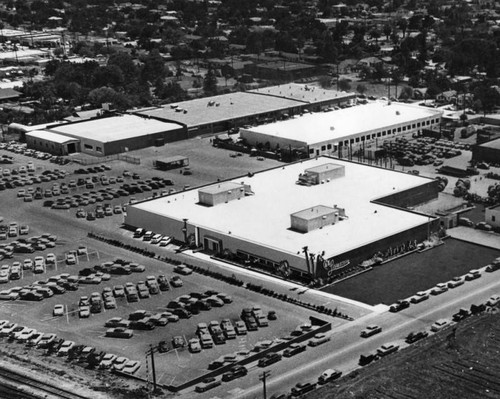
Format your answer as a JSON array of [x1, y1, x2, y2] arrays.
[[72, 153, 140, 165]]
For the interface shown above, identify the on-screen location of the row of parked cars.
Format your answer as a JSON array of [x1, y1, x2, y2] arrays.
[[0, 168, 68, 191], [0, 142, 57, 161], [389, 262, 500, 313], [0, 232, 56, 260], [197, 325, 336, 396], [0, 319, 141, 375]]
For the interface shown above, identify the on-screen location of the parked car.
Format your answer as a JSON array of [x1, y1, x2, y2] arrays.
[[376, 343, 399, 357], [360, 325, 382, 338], [308, 333, 330, 347], [105, 328, 133, 338], [291, 381, 317, 397], [318, 369, 342, 384], [283, 343, 307, 358], [431, 319, 450, 332], [405, 331, 429, 343]]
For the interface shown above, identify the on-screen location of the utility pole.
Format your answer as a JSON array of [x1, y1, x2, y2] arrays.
[[259, 370, 271, 399], [146, 345, 157, 392]]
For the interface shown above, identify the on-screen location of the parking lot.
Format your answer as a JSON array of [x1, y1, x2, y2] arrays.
[[0, 138, 348, 392]]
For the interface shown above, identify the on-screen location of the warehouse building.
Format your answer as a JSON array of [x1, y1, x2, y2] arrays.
[[26, 115, 186, 156], [472, 138, 500, 164], [125, 157, 440, 281], [240, 101, 443, 157], [131, 83, 355, 137], [25, 130, 80, 155]]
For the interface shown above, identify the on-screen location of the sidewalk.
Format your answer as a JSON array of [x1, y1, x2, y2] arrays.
[[185, 250, 381, 319], [447, 226, 500, 250]]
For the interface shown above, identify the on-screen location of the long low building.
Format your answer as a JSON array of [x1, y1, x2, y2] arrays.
[[125, 156, 440, 281], [131, 83, 355, 137], [26, 114, 186, 156], [240, 101, 443, 157]]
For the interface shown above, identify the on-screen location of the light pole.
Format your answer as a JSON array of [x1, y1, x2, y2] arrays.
[[259, 370, 271, 399], [145, 345, 157, 392], [182, 218, 188, 243]]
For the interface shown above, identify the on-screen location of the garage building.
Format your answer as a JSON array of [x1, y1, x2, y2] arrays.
[[125, 157, 440, 281], [472, 138, 500, 164]]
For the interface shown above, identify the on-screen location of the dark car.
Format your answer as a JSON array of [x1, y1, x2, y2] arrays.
[[283, 343, 306, 358], [222, 365, 248, 382], [129, 320, 155, 331], [258, 352, 282, 367], [389, 300, 410, 313], [291, 382, 316, 397], [172, 308, 192, 319], [405, 331, 429, 344], [359, 353, 379, 366]]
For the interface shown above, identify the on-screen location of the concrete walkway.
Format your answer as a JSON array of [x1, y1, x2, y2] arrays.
[[185, 250, 381, 318], [448, 226, 500, 250]]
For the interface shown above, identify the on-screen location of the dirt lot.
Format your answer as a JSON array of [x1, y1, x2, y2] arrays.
[[307, 310, 500, 399]]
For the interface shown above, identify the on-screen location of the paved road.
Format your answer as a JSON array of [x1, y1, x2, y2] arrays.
[[182, 269, 500, 399]]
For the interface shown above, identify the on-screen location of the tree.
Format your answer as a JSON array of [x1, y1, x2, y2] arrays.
[[338, 79, 351, 92], [318, 76, 332, 89], [383, 24, 392, 40], [88, 87, 130, 110], [141, 49, 165, 83], [399, 86, 413, 100], [203, 66, 218, 96], [356, 83, 367, 95], [108, 52, 138, 83]]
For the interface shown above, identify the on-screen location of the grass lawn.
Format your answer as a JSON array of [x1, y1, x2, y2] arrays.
[[323, 238, 500, 305]]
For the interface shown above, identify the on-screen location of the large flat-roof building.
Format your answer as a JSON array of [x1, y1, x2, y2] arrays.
[[131, 84, 355, 137], [241, 102, 443, 157], [125, 157, 440, 281], [472, 137, 500, 164], [26, 115, 185, 156]]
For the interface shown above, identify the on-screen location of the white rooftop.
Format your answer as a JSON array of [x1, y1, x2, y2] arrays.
[[48, 114, 181, 143], [243, 102, 442, 145], [26, 130, 79, 144], [131, 157, 434, 259]]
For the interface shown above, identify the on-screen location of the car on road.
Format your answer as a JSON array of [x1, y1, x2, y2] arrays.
[[377, 343, 399, 357], [431, 319, 450, 332], [486, 295, 500, 307], [452, 308, 471, 322], [430, 283, 448, 295], [465, 269, 481, 281], [405, 331, 429, 344], [410, 291, 429, 303], [360, 325, 382, 338], [222, 365, 247, 382], [258, 352, 281, 367], [291, 381, 317, 397], [389, 300, 410, 313], [53, 304, 64, 317], [448, 276, 464, 288], [195, 377, 221, 393], [308, 333, 330, 347], [283, 343, 307, 358], [318, 369, 342, 384]]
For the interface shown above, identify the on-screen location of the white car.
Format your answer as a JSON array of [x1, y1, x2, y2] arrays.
[[53, 304, 64, 317], [122, 360, 141, 375], [23, 259, 33, 270], [112, 356, 129, 371], [66, 254, 77, 265], [0, 270, 9, 284], [159, 237, 172, 246], [17, 328, 37, 342], [486, 295, 500, 307], [34, 256, 45, 267], [57, 340, 75, 356], [431, 319, 450, 332], [189, 338, 202, 353], [99, 353, 117, 369]]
